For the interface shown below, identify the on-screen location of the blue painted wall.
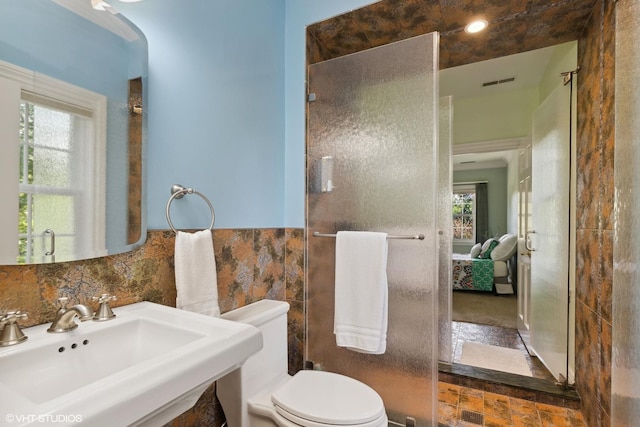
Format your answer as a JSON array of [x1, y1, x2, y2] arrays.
[[117, 0, 379, 229], [117, 0, 285, 229], [283, 0, 381, 227]]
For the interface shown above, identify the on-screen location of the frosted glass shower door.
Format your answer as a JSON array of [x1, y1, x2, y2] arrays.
[[438, 96, 453, 363], [306, 33, 439, 425], [530, 79, 573, 383], [613, 1, 640, 424]]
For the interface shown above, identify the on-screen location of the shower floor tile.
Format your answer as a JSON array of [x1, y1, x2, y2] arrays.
[[451, 321, 555, 382], [437, 382, 587, 427]]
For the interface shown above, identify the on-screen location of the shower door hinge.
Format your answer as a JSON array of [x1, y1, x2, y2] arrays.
[[308, 92, 316, 102], [561, 67, 580, 86]]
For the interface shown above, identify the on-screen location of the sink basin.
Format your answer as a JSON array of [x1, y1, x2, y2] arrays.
[[0, 301, 262, 426]]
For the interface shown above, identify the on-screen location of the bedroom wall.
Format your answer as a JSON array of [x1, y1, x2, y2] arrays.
[[452, 166, 508, 253], [539, 41, 578, 104], [452, 42, 576, 149], [452, 87, 538, 145]]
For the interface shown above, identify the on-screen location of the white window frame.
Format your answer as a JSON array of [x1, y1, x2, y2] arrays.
[[0, 59, 106, 263], [452, 184, 476, 244]]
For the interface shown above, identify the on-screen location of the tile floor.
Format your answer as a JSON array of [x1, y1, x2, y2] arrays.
[[438, 382, 587, 427]]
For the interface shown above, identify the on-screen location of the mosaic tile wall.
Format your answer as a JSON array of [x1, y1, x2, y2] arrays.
[[0, 228, 305, 426], [575, 0, 615, 425], [127, 77, 143, 246], [306, 0, 597, 68]]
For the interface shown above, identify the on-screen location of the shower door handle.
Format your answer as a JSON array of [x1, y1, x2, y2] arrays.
[[525, 230, 536, 252]]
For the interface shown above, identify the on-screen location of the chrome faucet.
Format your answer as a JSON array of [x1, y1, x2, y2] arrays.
[[0, 311, 28, 346], [92, 294, 117, 321], [47, 298, 94, 333]]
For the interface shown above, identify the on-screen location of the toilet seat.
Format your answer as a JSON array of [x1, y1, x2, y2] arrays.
[[271, 371, 387, 427]]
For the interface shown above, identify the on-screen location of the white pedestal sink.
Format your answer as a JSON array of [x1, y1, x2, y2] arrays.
[[0, 301, 262, 426]]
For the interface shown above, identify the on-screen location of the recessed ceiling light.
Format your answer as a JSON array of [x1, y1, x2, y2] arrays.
[[465, 19, 488, 34]]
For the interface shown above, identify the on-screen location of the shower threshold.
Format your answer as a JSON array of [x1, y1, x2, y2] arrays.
[[438, 361, 580, 408]]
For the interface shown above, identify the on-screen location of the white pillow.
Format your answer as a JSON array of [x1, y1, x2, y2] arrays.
[[480, 238, 497, 253], [478, 238, 498, 259], [491, 233, 518, 261], [469, 243, 482, 258]]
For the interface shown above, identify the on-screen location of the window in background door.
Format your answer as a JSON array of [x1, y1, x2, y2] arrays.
[[452, 185, 475, 243]]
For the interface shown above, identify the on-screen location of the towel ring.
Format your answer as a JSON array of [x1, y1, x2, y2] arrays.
[[165, 184, 215, 234]]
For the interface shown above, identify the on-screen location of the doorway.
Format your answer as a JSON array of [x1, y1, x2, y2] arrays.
[[440, 42, 577, 386]]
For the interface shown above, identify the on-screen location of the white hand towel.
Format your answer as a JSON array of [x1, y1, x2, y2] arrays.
[[175, 229, 220, 317], [334, 231, 388, 354]]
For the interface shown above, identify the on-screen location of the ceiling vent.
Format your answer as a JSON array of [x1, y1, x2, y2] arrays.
[[482, 77, 516, 87]]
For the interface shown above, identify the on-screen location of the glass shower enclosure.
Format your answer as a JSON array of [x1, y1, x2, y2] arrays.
[[613, 0, 640, 425], [306, 33, 440, 425]]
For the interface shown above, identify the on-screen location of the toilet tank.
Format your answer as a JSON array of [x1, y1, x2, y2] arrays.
[[217, 300, 290, 427]]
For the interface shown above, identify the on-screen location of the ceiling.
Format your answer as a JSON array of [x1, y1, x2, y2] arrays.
[[52, 0, 140, 41], [446, 42, 570, 169], [440, 43, 562, 99], [453, 150, 514, 171]]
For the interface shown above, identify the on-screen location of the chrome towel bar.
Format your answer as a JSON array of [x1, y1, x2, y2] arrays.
[[166, 184, 215, 233], [312, 231, 424, 240]]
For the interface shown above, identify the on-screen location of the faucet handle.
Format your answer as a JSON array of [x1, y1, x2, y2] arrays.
[[56, 297, 69, 309], [92, 294, 116, 321], [1, 311, 28, 324], [0, 311, 28, 347], [93, 294, 116, 304]]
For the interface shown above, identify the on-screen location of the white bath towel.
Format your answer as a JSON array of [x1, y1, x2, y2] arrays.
[[175, 230, 220, 317], [334, 231, 388, 354]]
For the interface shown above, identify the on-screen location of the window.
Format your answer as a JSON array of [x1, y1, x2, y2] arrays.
[[18, 99, 95, 263], [453, 185, 476, 243], [0, 60, 106, 263]]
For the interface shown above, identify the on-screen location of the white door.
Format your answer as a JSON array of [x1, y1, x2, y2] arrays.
[[530, 78, 573, 382], [517, 142, 532, 349]]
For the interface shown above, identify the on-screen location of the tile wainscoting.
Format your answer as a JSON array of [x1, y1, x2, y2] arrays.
[[0, 228, 305, 426]]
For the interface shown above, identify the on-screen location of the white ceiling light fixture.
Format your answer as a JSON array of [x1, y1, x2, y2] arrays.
[[465, 19, 489, 34], [92, 0, 142, 11], [91, 0, 112, 11]]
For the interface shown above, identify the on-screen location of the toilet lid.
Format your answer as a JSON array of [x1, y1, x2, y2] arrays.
[[271, 370, 385, 426]]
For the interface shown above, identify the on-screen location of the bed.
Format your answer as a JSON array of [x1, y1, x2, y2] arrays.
[[452, 233, 517, 293], [451, 253, 510, 292]]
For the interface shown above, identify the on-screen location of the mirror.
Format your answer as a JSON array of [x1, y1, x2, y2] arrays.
[[0, 0, 147, 264]]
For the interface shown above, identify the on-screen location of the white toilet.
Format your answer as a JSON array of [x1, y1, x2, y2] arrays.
[[217, 299, 388, 427]]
